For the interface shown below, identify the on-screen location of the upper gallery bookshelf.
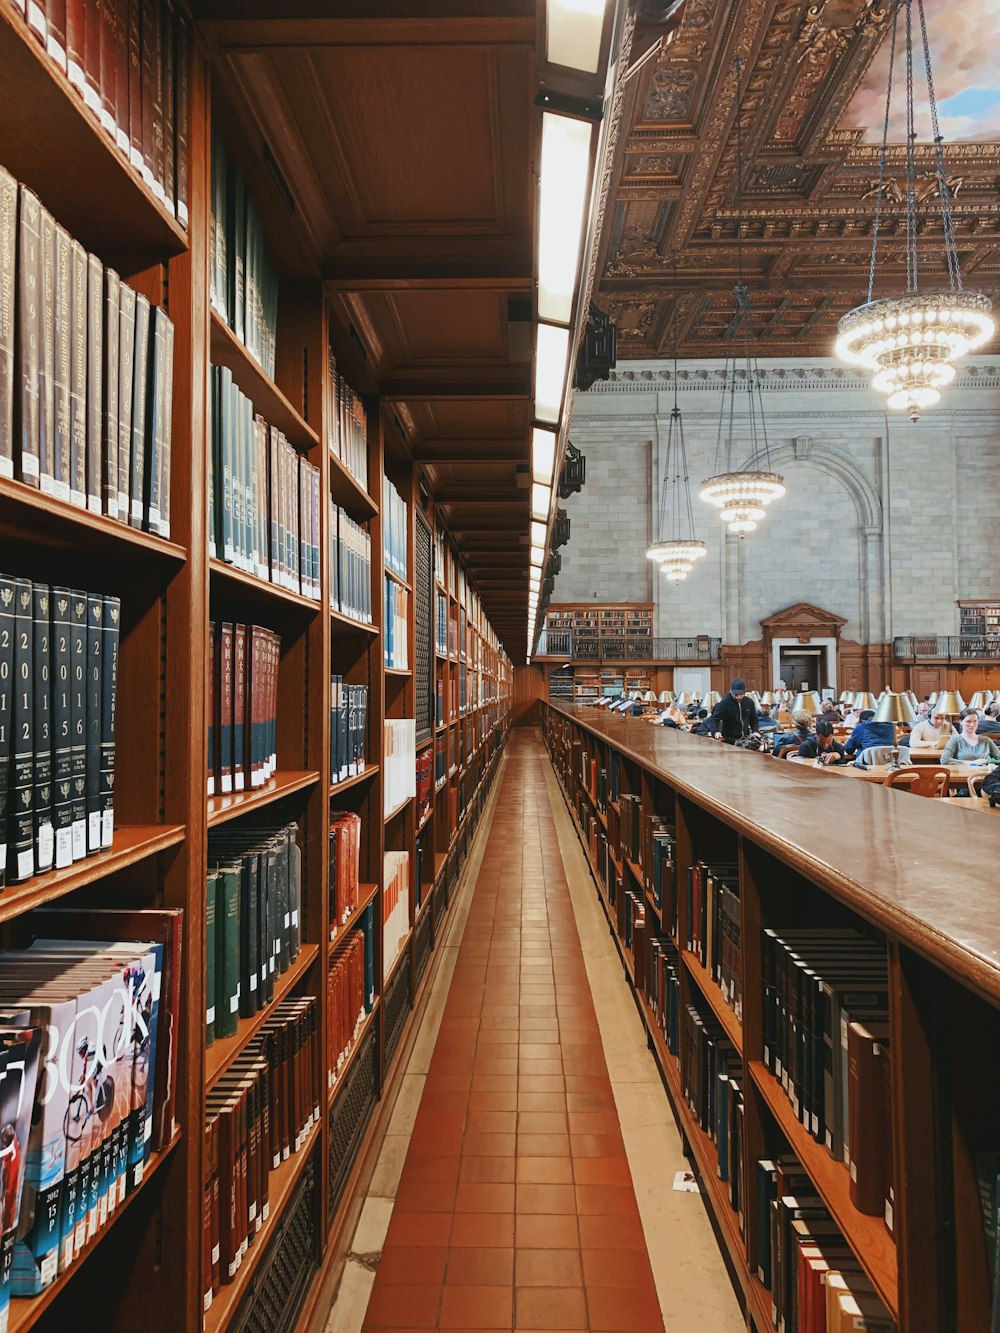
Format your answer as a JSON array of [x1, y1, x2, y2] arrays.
[[0, 9, 512, 1333], [542, 700, 1000, 1333]]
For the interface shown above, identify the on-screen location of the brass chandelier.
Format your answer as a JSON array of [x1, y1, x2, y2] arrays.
[[835, 0, 994, 419]]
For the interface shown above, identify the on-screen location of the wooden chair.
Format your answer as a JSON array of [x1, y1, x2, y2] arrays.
[[968, 773, 987, 799], [885, 766, 950, 797], [775, 744, 800, 759]]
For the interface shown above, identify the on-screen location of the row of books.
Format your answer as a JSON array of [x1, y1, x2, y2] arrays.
[[205, 822, 302, 1046], [681, 999, 744, 1233], [7, 0, 190, 225], [687, 860, 742, 1021], [1, 167, 174, 534], [204, 999, 318, 1303], [385, 576, 409, 670], [208, 366, 321, 600], [435, 733, 446, 787], [382, 474, 408, 580], [761, 928, 888, 1176], [416, 746, 433, 826], [330, 678, 367, 786], [0, 911, 182, 1309], [327, 350, 369, 492], [210, 126, 278, 378], [383, 719, 416, 818], [331, 505, 372, 624], [647, 814, 675, 918], [207, 622, 281, 798], [383, 850, 410, 982], [435, 589, 448, 656], [328, 907, 375, 1091], [329, 811, 361, 942], [758, 1155, 896, 1332], [0, 578, 120, 886], [646, 935, 681, 1056]]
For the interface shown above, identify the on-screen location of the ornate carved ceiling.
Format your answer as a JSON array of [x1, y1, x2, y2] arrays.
[[599, 0, 1000, 359]]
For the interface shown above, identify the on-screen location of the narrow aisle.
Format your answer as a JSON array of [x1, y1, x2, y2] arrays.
[[361, 731, 663, 1332]]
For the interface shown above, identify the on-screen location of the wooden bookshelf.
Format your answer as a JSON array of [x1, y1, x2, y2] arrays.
[[0, 9, 517, 1332], [541, 699, 1000, 1333]]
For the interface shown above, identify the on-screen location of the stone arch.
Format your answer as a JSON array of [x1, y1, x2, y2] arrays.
[[746, 437, 882, 533]]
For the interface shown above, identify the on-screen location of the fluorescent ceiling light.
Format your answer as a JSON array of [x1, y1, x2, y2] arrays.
[[531, 520, 547, 547], [534, 323, 570, 424], [538, 113, 593, 324], [532, 427, 557, 486], [530, 550, 544, 569], [530, 573, 542, 589], [546, 0, 607, 74], [531, 482, 552, 521]]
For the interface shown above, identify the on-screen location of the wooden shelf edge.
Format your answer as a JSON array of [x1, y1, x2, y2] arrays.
[[0, 476, 189, 562], [208, 771, 320, 827], [328, 999, 380, 1108], [329, 765, 379, 797], [385, 666, 412, 677], [384, 796, 413, 823], [416, 805, 433, 834], [383, 928, 413, 990], [209, 557, 321, 613], [9, 1128, 182, 1333], [330, 606, 378, 635], [203, 1118, 321, 1333], [329, 453, 378, 520], [210, 310, 319, 449], [682, 950, 743, 1055], [384, 567, 411, 593], [206, 943, 320, 1089], [330, 883, 380, 951], [0, 824, 187, 926], [748, 1061, 898, 1316]]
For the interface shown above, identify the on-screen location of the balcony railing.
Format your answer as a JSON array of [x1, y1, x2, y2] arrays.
[[894, 635, 1000, 661], [535, 630, 722, 662]]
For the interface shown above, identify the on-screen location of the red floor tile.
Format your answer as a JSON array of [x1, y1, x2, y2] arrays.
[[515, 1249, 583, 1287], [514, 1287, 588, 1330], [439, 1286, 513, 1329], [445, 1248, 515, 1287]]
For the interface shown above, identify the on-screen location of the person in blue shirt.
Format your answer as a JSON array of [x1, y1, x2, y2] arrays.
[[843, 708, 894, 757], [757, 703, 779, 731]]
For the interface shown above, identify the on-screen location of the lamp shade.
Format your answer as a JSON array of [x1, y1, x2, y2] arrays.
[[643, 690, 655, 702], [928, 692, 939, 707], [872, 691, 917, 725], [838, 691, 853, 703], [658, 690, 674, 704], [758, 691, 776, 706], [905, 690, 918, 704], [934, 690, 966, 715], [969, 691, 989, 710], [705, 691, 722, 708], [675, 692, 692, 707], [853, 692, 877, 711], [790, 691, 822, 716]]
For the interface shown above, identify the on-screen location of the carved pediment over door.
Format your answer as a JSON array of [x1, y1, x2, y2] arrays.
[[760, 603, 848, 652]]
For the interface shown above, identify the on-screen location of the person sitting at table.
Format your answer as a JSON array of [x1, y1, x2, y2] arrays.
[[819, 701, 842, 724], [941, 708, 1000, 763], [978, 703, 1000, 736], [757, 703, 779, 731], [797, 719, 849, 765], [843, 708, 894, 758], [913, 701, 930, 722], [906, 709, 957, 749], [693, 708, 715, 737], [771, 709, 813, 751]]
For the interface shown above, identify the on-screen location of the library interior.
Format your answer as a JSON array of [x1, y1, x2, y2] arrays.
[[0, 1, 998, 1332]]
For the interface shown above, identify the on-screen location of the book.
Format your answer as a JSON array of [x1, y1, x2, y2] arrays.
[[37, 205, 55, 495], [16, 186, 41, 489], [0, 168, 15, 480], [847, 1018, 892, 1218], [328, 811, 361, 940], [208, 621, 280, 798], [31, 584, 54, 873], [0, 1024, 43, 1332]]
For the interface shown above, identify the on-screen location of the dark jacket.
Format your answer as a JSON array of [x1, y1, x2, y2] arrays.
[[977, 718, 1000, 735], [797, 736, 848, 762], [710, 693, 759, 743], [844, 720, 894, 755]]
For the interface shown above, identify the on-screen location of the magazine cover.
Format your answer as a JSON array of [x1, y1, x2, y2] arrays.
[[0, 1026, 42, 1333]]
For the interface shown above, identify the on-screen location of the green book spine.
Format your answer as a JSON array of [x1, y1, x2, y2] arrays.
[[217, 866, 240, 1039], [206, 870, 218, 1046]]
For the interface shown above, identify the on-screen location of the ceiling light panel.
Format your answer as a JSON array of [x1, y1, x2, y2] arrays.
[[534, 323, 570, 424], [546, 0, 607, 73], [538, 112, 593, 324]]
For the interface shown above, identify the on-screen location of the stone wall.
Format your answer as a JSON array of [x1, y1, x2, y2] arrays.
[[551, 357, 1000, 646]]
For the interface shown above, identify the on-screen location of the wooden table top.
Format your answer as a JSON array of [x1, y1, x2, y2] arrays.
[[545, 701, 1000, 1004], [786, 757, 989, 787]]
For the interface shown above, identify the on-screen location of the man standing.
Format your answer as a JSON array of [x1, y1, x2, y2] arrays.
[[711, 678, 760, 744]]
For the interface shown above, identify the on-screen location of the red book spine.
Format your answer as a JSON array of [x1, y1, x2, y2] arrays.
[[82, 0, 101, 114], [65, 0, 84, 91], [218, 621, 234, 794], [97, 0, 116, 136], [232, 622, 246, 792], [173, 6, 189, 227], [127, 0, 142, 170], [139, 0, 156, 190], [207, 621, 215, 797], [162, 0, 175, 215], [203, 1118, 214, 1312], [46, 0, 67, 72], [111, 0, 130, 155]]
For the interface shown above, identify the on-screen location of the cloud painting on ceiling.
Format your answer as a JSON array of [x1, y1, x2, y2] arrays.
[[840, 0, 1000, 142]]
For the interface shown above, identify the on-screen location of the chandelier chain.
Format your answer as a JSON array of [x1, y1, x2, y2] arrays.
[[917, 0, 961, 290], [904, 0, 919, 293], [868, 1, 898, 303]]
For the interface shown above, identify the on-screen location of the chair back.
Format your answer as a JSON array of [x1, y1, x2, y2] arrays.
[[886, 766, 950, 797], [968, 773, 987, 799], [775, 744, 800, 760], [855, 745, 894, 768]]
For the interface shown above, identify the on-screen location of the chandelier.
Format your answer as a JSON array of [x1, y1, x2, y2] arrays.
[[700, 62, 784, 534], [835, 0, 994, 419], [647, 262, 706, 582]]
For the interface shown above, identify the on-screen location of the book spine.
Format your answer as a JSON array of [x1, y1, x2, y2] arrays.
[[144, 304, 165, 532], [0, 576, 14, 887], [97, 0, 116, 136], [219, 367, 233, 561], [85, 254, 103, 514], [38, 206, 56, 495], [84, 592, 102, 853], [67, 240, 87, 507], [69, 589, 87, 860], [11, 578, 34, 882], [111, 0, 129, 155], [158, 313, 173, 537], [17, 187, 41, 489], [129, 293, 150, 526], [127, 0, 142, 170], [219, 622, 233, 794], [66, 0, 85, 91], [149, 0, 164, 203], [102, 268, 120, 519], [205, 871, 218, 1044], [220, 867, 240, 1039], [232, 622, 246, 793], [174, 7, 189, 228], [99, 594, 119, 848], [50, 588, 73, 868], [46, 0, 67, 71], [0, 168, 15, 480], [51, 225, 71, 500], [207, 621, 215, 796], [116, 283, 135, 521], [139, 0, 157, 193], [82, 0, 101, 115], [162, 0, 175, 216], [32, 583, 54, 872]]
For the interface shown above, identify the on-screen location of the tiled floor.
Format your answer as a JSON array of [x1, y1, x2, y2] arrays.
[[327, 731, 744, 1333]]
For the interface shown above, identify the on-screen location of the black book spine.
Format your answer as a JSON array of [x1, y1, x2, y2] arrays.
[[70, 589, 88, 861], [11, 578, 34, 882], [144, 304, 164, 533], [51, 587, 74, 869], [38, 206, 56, 496], [129, 294, 150, 528], [158, 312, 173, 539], [69, 238, 88, 509], [17, 186, 41, 489], [32, 583, 54, 873], [53, 224, 72, 502], [86, 254, 103, 515], [0, 577, 15, 888], [86, 592, 102, 853], [102, 268, 120, 520], [0, 167, 15, 481], [100, 594, 119, 849]]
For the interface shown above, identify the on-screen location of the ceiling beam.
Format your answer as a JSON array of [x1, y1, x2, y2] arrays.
[[202, 4, 534, 43], [325, 260, 531, 289], [435, 492, 527, 506], [416, 438, 528, 463], [381, 367, 531, 401]]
